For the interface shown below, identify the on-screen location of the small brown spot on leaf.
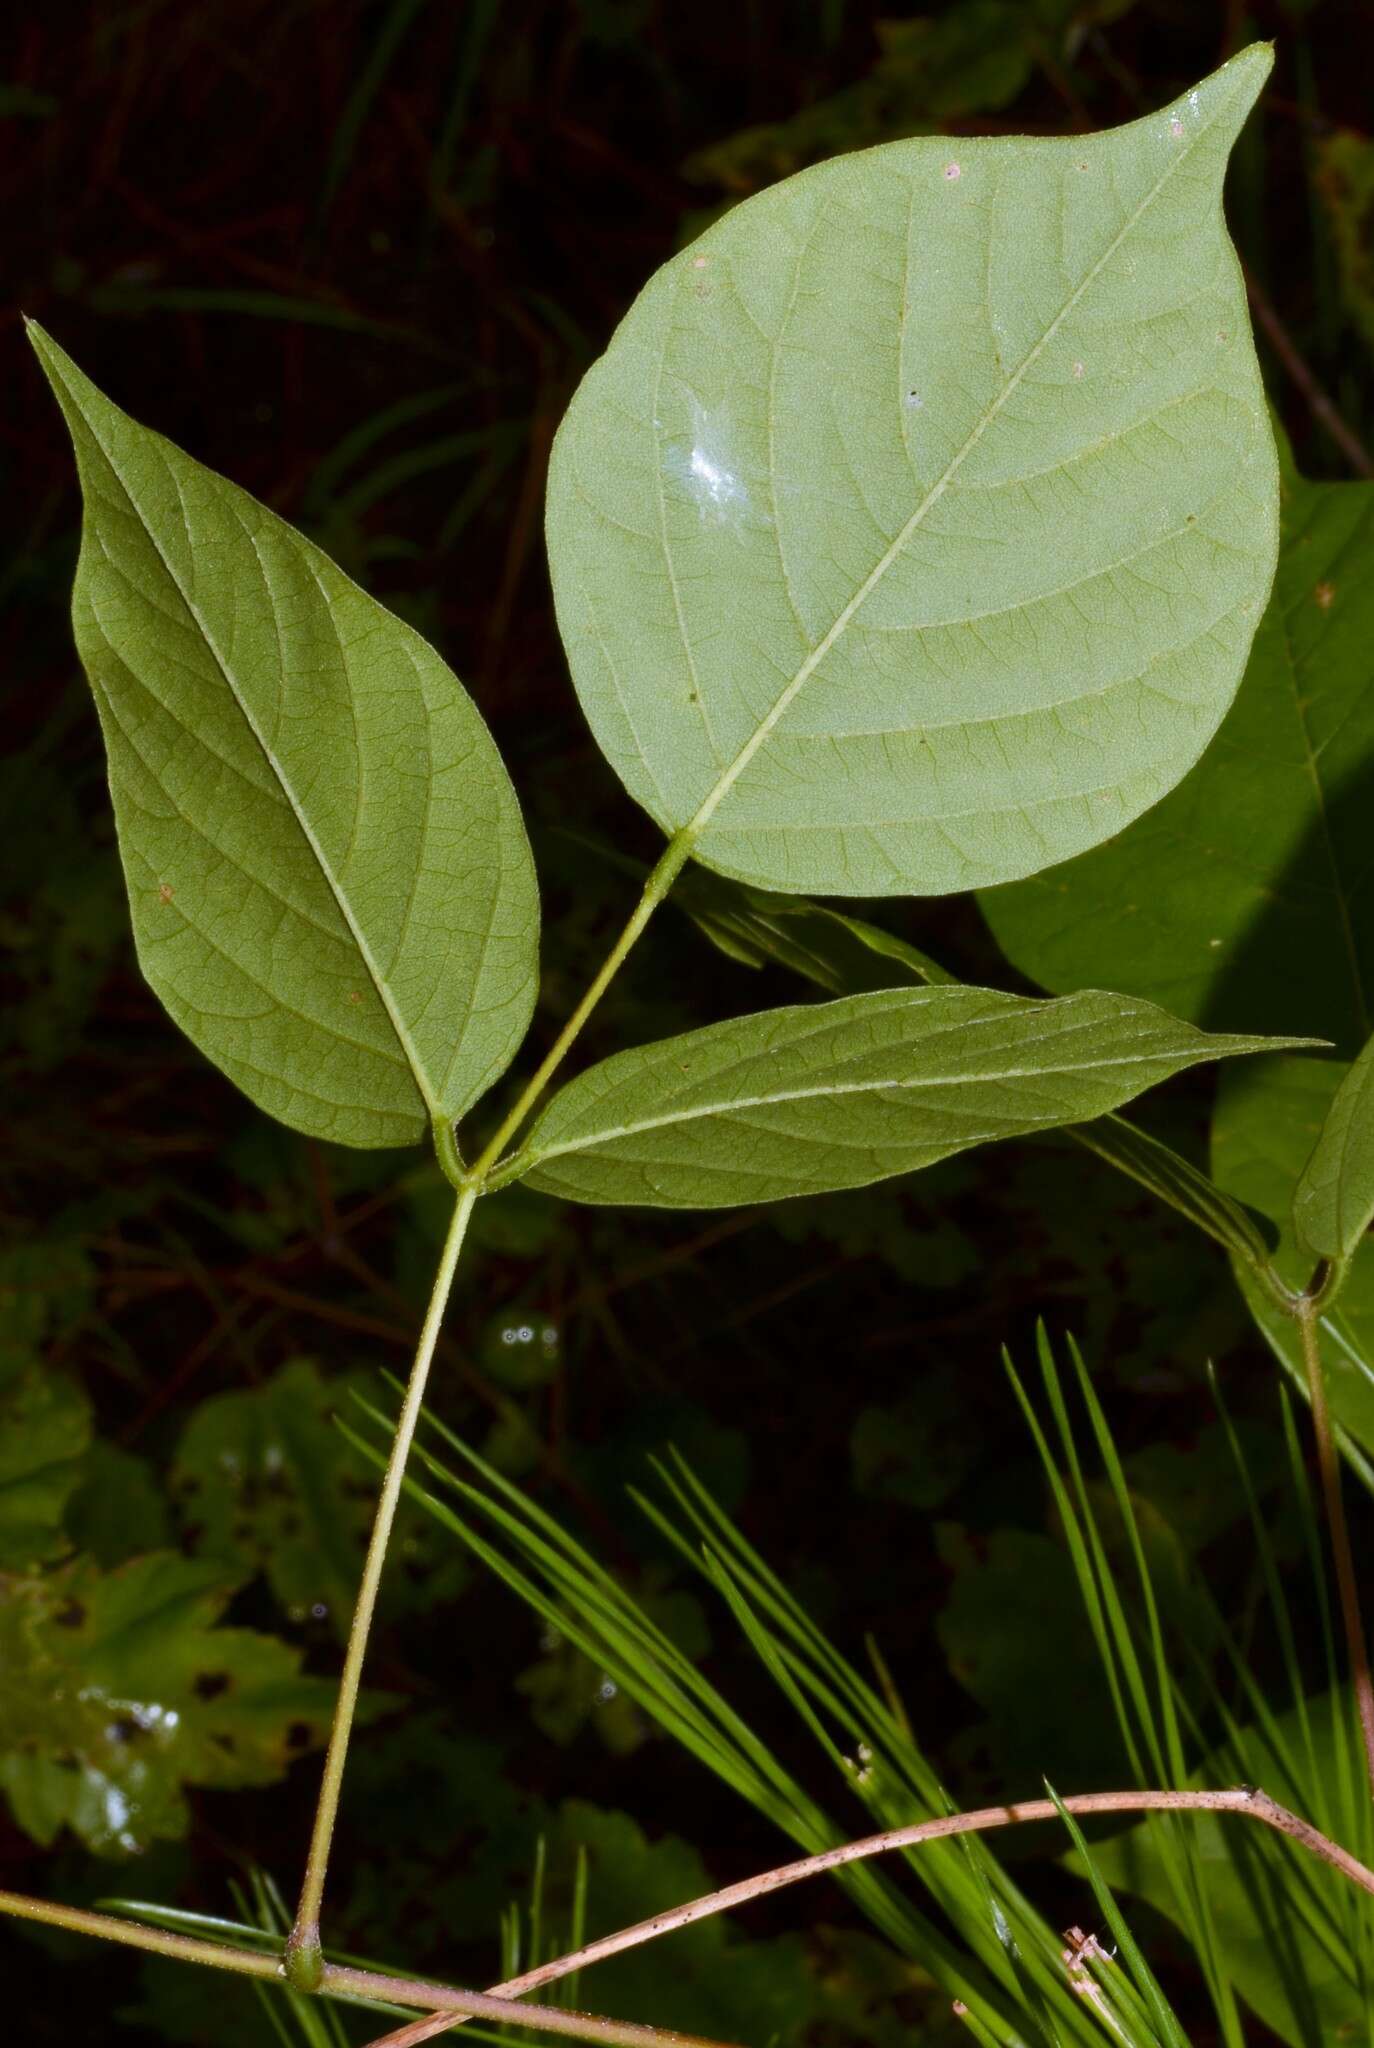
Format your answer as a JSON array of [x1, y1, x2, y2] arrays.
[[158, 883, 174, 904], [943, 162, 961, 181], [691, 254, 708, 269], [347, 990, 363, 1005], [1316, 581, 1336, 610]]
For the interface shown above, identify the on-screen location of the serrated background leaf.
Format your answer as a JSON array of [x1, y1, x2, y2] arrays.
[[510, 985, 1303, 1208], [981, 466, 1374, 1052], [170, 1359, 468, 1639], [31, 326, 539, 1149], [0, 1551, 341, 1856], [547, 50, 1276, 897]]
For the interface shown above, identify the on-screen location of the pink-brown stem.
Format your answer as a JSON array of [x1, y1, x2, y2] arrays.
[[361, 1785, 1374, 2048], [1297, 1298, 1374, 1799]]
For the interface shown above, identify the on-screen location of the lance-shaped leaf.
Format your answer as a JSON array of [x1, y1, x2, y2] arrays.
[[498, 988, 1308, 1209], [30, 325, 539, 1149], [671, 866, 1279, 1268], [981, 461, 1374, 1052], [546, 50, 1276, 898], [1293, 1033, 1374, 1263]]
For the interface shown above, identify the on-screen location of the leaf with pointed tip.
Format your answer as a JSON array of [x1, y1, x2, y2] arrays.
[[673, 867, 1277, 1268], [1293, 1031, 1374, 1263], [981, 465, 1374, 1053], [546, 50, 1276, 897], [500, 987, 1308, 1210], [30, 325, 539, 1149]]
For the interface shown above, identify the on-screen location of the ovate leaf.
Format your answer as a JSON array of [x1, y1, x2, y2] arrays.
[[30, 325, 539, 1149], [500, 987, 1306, 1208], [0, 1551, 343, 1856], [546, 51, 1276, 896], [1293, 1031, 1374, 1263], [981, 464, 1374, 1052]]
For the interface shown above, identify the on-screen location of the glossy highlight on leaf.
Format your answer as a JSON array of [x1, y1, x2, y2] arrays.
[[547, 50, 1277, 897], [502, 986, 1308, 1209], [29, 325, 539, 1150]]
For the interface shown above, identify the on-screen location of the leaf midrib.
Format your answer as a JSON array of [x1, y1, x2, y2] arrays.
[[680, 82, 1246, 848], [54, 355, 443, 1123], [523, 1043, 1226, 1170]]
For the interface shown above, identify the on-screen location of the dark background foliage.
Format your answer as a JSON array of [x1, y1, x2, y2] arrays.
[[3, 2, 1373, 2041]]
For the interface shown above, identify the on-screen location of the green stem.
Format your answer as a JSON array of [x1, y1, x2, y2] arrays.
[[287, 1182, 479, 1985], [1296, 1293, 1374, 1800], [0, 1890, 734, 2048], [0, 1889, 282, 1981], [468, 828, 696, 1183]]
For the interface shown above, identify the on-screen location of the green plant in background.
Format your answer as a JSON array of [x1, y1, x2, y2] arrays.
[[11, 41, 1374, 2047]]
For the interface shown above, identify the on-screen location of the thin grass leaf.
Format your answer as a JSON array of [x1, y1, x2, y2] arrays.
[[1049, 1791, 1187, 2048]]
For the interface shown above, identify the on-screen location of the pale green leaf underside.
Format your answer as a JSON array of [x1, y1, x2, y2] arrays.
[[505, 985, 1306, 1209], [31, 326, 539, 1149], [981, 468, 1374, 1051], [1293, 1031, 1374, 1262], [547, 48, 1277, 898]]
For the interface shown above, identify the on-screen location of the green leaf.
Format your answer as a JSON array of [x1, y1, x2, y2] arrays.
[[170, 1359, 467, 1640], [502, 986, 1306, 1209], [64, 1443, 171, 1568], [1213, 1057, 1374, 1483], [0, 1551, 343, 1856], [546, 51, 1276, 897], [1293, 1031, 1374, 1264], [532, 1799, 825, 2044], [29, 324, 539, 1149], [1081, 1688, 1371, 2048], [981, 462, 1374, 1052], [0, 1358, 91, 1571], [676, 863, 1278, 1268]]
